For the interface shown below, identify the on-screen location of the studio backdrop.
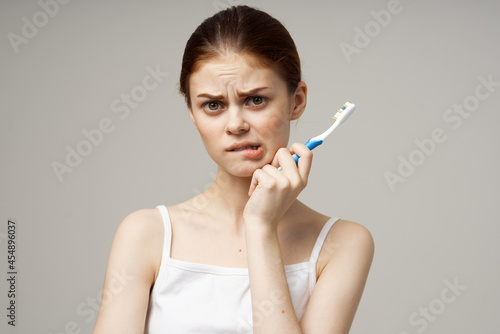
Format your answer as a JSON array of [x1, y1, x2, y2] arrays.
[[1, 0, 499, 333]]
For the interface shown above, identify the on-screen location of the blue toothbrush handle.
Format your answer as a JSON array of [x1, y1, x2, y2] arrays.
[[278, 138, 323, 171]]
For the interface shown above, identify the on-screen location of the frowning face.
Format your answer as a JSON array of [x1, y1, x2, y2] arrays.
[[188, 54, 306, 177]]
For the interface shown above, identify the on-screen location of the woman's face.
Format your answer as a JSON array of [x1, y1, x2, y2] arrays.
[[188, 54, 306, 177]]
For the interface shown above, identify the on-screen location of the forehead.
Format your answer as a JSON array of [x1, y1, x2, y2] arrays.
[[189, 54, 286, 94]]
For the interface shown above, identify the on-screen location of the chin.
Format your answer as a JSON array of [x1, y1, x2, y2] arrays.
[[222, 160, 269, 178], [229, 165, 259, 178]]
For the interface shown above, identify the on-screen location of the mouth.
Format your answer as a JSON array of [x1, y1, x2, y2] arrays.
[[231, 145, 261, 151], [228, 144, 263, 159]]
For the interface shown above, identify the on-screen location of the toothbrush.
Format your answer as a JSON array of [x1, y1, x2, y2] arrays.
[[278, 102, 356, 171]]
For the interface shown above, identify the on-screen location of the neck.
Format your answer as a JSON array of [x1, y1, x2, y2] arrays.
[[190, 166, 300, 235]]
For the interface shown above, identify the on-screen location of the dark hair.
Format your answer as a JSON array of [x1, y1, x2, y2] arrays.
[[179, 5, 302, 108]]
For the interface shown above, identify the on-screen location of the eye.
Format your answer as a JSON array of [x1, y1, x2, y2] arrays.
[[247, 96, 267, 107], [202, 101, 222, 112]]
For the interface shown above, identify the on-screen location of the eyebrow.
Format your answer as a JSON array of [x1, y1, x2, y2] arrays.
[[196, 87, 270, 99]]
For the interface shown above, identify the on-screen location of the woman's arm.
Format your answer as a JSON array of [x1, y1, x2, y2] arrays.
[[300, 219, 375, 333], [244, 220, 303, 333], [93, 209, 162, 334], [243, 144, 374, 333], [245, 218, 374, 334]]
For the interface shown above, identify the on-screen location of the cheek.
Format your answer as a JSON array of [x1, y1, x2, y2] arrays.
[[197, 124, 212, 139], [258, 109, 291, 145], [198, 126, 216, 146], [195, 118, 223, 150]]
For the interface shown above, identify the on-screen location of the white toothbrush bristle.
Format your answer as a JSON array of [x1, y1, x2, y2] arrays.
[[312, 102, 355, 141], [333, 110, 343, 120]]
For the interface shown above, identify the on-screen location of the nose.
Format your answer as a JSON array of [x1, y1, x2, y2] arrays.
[[225, 105, 249, 135]]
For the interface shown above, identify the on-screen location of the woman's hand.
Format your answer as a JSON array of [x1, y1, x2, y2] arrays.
[[243, 142, 313, 230]]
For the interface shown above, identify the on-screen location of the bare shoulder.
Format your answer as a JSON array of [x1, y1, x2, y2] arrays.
[[324, 218, 375, 268], [299, 219, 375, 332], [93, 207, 164, 333], [330, 219, 374, 248], [113, 207, 164, 281], [116, 208, 164, 251], [118, 207, 163, 236]]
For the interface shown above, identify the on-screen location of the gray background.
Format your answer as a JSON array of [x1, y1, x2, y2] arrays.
[[1, 0, 499, 333]]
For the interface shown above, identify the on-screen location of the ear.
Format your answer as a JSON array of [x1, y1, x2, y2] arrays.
[[290, 81, 307, 120]]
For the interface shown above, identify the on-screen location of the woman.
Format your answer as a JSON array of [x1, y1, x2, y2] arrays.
[[94, 5, 374, 334]]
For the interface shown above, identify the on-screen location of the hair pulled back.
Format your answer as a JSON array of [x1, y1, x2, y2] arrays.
[[179, 5, 302, 108]]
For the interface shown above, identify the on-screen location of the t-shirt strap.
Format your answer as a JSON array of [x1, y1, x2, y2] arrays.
[[308, 217, 340, 264], [156, 204, 172, 259]]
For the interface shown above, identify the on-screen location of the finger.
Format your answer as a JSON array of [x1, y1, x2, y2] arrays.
[[248, 168, 272, 196], [274, 147, 298, 173], [248, 169, 261, 196], [270, 146, 286, 168], [287, 143, 313, 183], [261, 164, 288, 182]]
